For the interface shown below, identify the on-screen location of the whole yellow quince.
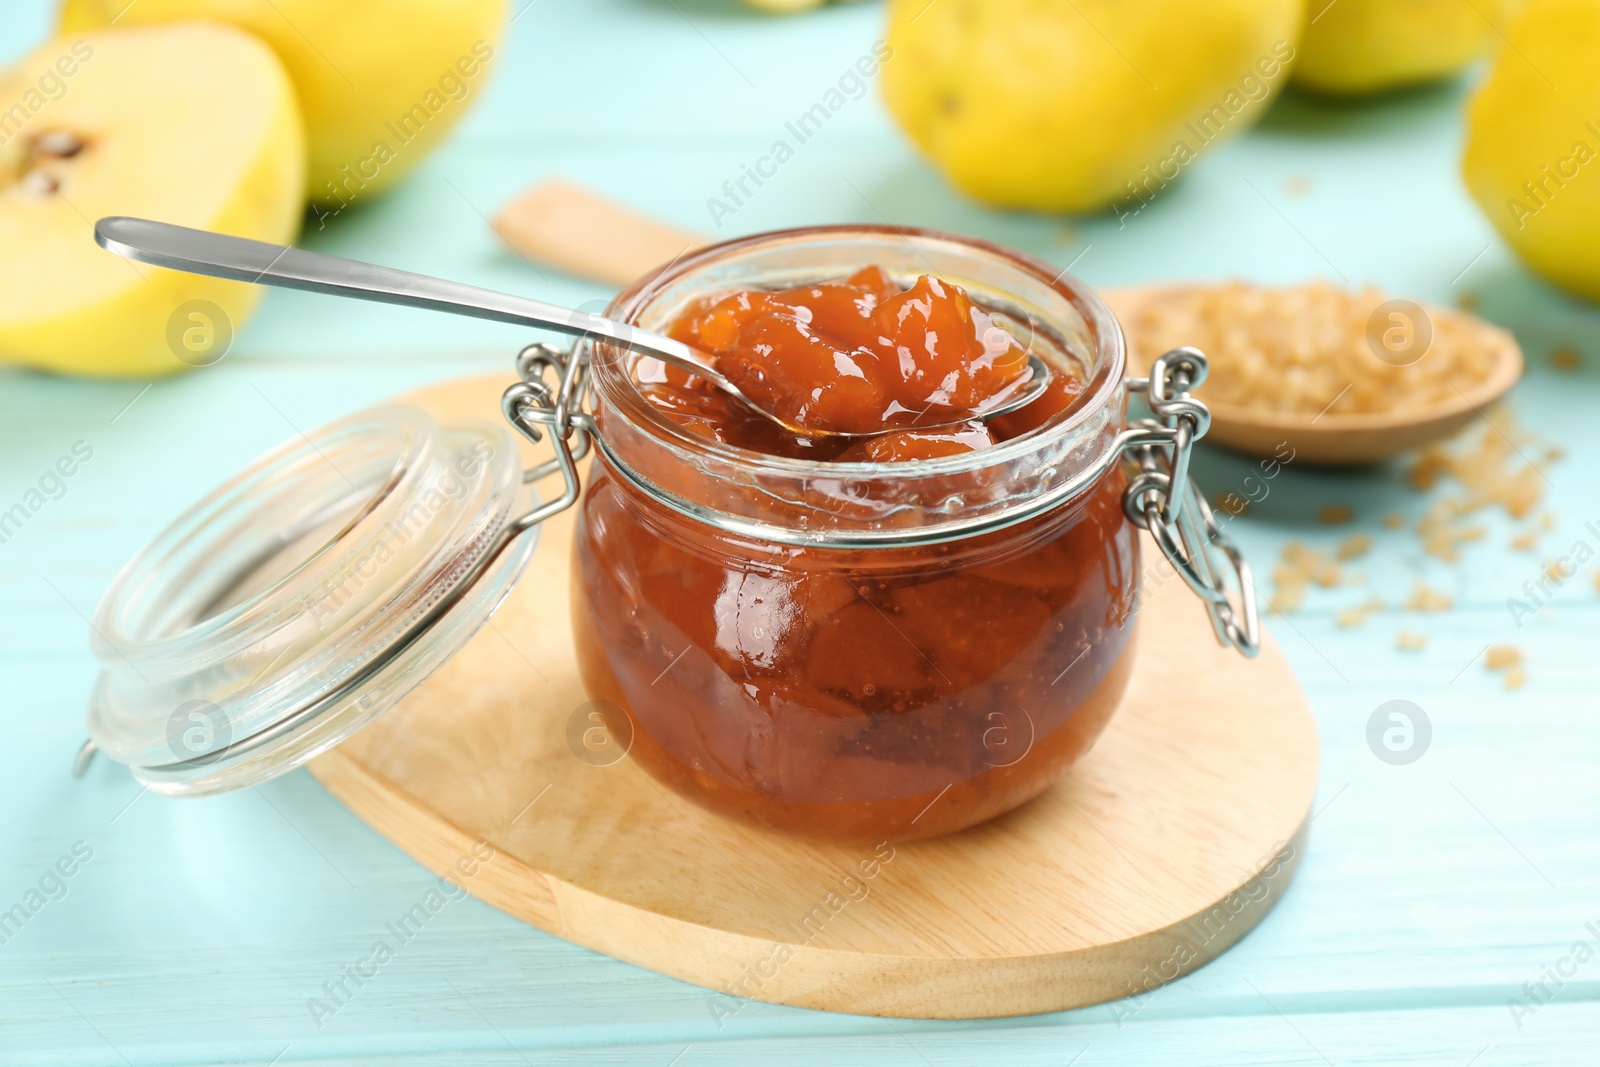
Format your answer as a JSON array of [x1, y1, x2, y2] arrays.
[[742, 0, 828, 10], [60, 0, 507, 209], [741, 0, 864, 11], [1463, 0, 1600, 301], [1294, 0, 1505, 95], [881, 0, 1303, 214], [0, 24, 303, 377]]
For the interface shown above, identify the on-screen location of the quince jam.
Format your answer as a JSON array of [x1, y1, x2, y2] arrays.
[[573, 266, 1138, 843], [641, 266, 1084, 461]]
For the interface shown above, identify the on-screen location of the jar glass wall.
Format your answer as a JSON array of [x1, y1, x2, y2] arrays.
[[572, 227, 1139, 843]]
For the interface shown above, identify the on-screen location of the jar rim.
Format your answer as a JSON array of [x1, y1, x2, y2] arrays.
[[594, 224, 1127, 477]]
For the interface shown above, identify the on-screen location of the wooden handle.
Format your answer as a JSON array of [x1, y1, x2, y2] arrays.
[[493, 178, 708, 287]]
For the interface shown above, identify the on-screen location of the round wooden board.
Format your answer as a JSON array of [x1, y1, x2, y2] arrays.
[[307, 373, 1320, 1020]]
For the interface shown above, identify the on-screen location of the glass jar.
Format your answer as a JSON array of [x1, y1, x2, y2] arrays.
[[569, 226, 1243, 843], [78, 224, 1255, 830]]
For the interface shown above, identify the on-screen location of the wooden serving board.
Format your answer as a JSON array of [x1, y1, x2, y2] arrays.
[[308, 373, 1320, 1020]]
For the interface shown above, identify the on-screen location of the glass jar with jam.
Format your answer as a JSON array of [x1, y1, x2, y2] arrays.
[[79, 223, 1255, 843], [570, 226, 1254, 842]]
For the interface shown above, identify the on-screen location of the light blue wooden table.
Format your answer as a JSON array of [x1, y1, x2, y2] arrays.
[[3, 2, 1598, 1063]]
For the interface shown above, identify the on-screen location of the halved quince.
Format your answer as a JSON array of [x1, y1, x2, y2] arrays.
[[61, 0, 508, 208], [0, 24, 303, 377]]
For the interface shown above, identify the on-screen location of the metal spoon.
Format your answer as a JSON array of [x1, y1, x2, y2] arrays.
[[94, 217, 1052, 438]]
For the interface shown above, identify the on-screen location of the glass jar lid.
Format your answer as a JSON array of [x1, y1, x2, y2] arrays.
[[84, 403, 538, 796]]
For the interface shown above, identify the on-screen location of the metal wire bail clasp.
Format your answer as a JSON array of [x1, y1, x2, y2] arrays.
[[501, 341, 594, 530], [1123, 348, 1261, 658]]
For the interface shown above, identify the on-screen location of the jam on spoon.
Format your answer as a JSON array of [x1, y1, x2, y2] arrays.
[[644, 267, 1084, 461]]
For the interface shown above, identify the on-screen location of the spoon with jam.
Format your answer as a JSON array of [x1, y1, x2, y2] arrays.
[[94, 217, 1053, 445]]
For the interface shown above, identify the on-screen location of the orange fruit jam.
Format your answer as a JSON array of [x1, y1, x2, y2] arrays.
[[642, 266, 1084, 460], [573, 268, 1138, 843]]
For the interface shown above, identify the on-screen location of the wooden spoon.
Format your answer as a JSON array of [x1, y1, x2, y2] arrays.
[[1103, 285, 1524, 466]]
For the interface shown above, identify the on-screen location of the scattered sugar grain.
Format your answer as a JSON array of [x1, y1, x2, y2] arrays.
[[1550, 346, 1581, 372], [1335, 598, 1385, 628], [1405, 583, 1453, 612], [1337, 533, 1372, 560], [1395, 631, 1428, 652], [1485, 645, 1522, 671]]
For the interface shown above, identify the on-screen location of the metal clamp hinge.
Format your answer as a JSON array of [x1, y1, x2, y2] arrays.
[[501, 342, 593, 530], [1122, 347, 1260, 658]]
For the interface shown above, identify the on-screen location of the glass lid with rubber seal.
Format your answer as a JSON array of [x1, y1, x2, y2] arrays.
[[81, 402, 542, 796]]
